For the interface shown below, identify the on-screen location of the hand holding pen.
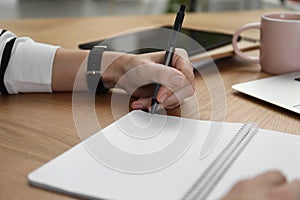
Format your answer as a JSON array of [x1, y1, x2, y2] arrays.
[[128, 48, 195, 111], [127, 5, 194, 111], [150, 5, 190, 114]]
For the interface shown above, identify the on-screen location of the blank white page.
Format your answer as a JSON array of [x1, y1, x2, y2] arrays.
[[209, 129, 300, 200], [28, 110, 244, 200]]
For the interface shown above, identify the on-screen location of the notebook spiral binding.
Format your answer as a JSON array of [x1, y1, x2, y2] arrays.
[[182, 123, 259, 200]]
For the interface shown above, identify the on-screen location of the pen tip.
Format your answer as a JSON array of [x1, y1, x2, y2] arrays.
[[150, 103, 159, 115]]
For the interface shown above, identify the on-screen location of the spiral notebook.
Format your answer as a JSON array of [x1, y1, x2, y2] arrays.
[[28, 110, 300, 200]]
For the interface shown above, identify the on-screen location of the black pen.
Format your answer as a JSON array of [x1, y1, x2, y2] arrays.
[[150, 4, 186, 114]]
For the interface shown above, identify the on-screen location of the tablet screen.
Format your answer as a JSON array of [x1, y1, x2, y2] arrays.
[[78, 26, 238, 56]]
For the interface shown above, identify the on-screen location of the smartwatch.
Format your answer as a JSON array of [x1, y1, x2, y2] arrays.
[[86, 45, 109, 94]]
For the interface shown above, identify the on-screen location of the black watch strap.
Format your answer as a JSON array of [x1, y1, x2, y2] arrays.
[[86, 45, 108, 94]]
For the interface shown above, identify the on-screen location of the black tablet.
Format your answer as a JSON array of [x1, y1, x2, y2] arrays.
[[78, 26, 239, 56]]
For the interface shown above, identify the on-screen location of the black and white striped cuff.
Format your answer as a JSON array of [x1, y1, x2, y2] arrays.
[[0, 36, 16, 95]]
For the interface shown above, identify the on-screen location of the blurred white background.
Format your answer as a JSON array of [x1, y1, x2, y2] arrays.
[[0, 0, 298, 19]]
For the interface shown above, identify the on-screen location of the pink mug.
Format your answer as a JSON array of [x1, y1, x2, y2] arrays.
[[232, 12, 300, 74]]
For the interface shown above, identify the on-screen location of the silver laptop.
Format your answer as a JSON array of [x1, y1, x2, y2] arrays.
[[232, 71, 300, 114]]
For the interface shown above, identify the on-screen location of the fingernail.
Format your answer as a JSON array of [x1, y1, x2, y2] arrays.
[[159, 94, 168, 103], [132, 103, 143, 110]]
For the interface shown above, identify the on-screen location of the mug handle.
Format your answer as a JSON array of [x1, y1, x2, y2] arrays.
[[232, 22, 261, 63]]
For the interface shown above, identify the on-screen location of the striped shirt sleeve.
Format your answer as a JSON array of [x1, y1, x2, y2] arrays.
[[0, 29, 60, 94]]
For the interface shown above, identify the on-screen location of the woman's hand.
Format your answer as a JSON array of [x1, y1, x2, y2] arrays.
[[52, 48, 194, 111], [102, 48, 195, 111], [222, 171, 300, 200]]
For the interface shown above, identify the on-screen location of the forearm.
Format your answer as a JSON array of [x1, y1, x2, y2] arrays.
[[51, 49, 127, 92], [51, 48, 89, 92]]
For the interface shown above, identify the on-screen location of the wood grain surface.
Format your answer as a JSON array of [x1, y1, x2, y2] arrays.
[[0, 9, 299, 200]]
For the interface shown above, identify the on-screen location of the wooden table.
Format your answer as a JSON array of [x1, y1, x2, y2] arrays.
[[1, 9, 299, 200]]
